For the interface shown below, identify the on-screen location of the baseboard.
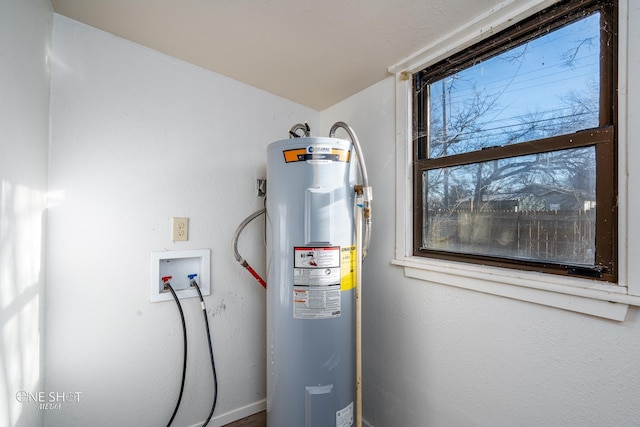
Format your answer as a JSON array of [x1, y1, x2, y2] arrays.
[[186, 399, 369, 427], [186, 398, 267, 427]]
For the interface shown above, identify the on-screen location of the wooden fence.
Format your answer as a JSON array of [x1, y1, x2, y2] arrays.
[[426, 209, 595, 264]]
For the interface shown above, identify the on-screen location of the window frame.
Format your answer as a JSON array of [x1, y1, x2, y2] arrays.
[[389, 0, 639, 321], [412, 0, 617, 282]]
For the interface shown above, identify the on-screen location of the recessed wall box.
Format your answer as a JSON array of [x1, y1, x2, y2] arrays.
[[150, 249, 210, 302]]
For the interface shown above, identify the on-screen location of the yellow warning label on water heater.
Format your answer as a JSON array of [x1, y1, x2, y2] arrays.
[[340, 245, 357, 291]]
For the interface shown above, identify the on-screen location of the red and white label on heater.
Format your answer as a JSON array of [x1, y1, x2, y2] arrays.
[[336, 401, 354, 427], [293, 246, 341, 319]]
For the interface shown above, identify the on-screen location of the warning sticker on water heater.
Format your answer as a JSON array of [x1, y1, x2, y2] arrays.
[[340, 245, 356, 291], [336, 401, 354, 427], [293, 246, 341, 319]]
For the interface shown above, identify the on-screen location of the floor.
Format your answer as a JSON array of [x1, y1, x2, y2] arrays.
[[223, 410, 266, 427]]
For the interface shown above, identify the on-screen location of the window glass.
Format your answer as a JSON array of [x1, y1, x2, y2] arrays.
[[424, 12, 600, 158], [422, 146, 596, 265]]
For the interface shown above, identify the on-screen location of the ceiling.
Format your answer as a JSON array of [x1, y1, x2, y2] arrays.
[[50, 0, 504, 111]]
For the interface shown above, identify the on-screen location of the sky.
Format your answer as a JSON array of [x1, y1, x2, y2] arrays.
[[428, 11, 601, 156]]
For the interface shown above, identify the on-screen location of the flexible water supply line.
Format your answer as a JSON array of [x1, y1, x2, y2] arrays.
[[232, 208, 267, 288], [289, 122, 311, 138], [329, 122, 369, 187], [329, 122, 372, 259]]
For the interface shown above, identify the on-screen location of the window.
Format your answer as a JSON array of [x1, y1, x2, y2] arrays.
[[412, 0, 617, 282]]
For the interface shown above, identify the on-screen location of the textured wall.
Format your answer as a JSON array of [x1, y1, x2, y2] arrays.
[[47, 14, 317, 426], [0, 1, 52, 426]]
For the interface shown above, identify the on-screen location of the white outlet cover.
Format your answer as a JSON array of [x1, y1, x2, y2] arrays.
[[150, 249, 210, 302]]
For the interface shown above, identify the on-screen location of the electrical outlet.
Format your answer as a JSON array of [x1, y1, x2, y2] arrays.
[[172, 217, 188, 241]]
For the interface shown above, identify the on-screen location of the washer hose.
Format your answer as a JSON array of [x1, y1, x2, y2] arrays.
[[163, 279, 187, 427], [190, 277, 218, 426]]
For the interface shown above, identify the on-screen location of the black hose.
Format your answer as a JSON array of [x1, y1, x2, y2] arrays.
[[165, 284, 187, 427], [193, 282, 218, 426]]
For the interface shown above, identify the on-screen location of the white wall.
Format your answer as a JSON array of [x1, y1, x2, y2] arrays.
[[46, 15, 318, 427], [0, 0, 52, 426], [321, 15, 640, 427]]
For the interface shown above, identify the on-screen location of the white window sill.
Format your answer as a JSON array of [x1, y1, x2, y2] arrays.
[[392, 257, 639, 321]]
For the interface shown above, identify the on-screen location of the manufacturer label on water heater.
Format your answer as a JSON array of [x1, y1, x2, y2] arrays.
[[293, 246, 341, 319], [282, 146, 351, 163]]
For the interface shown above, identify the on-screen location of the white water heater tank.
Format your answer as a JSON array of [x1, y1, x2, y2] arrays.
[[266, 136, 357, 427]]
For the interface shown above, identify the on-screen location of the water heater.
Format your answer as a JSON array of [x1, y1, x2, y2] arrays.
[[265, 125, 366, 426]]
